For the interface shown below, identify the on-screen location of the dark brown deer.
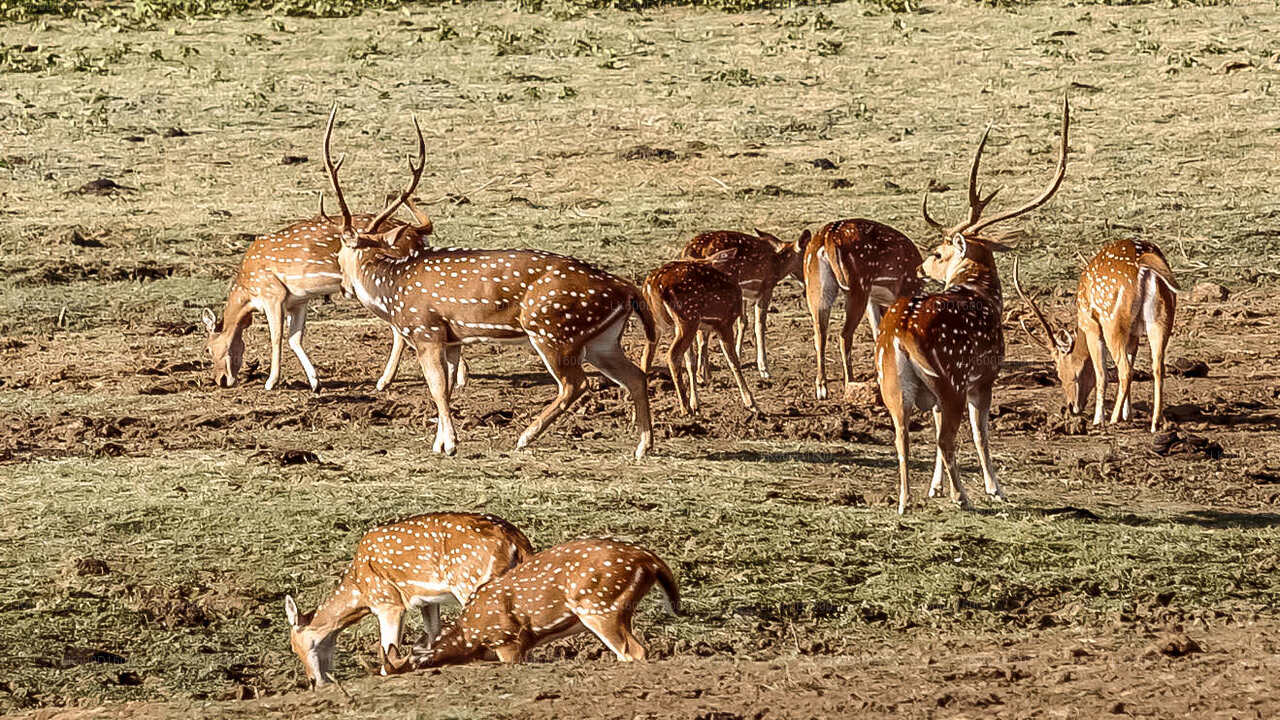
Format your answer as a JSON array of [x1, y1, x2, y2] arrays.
[[639, 250, 756, 414], [1014, 239, 1178, 432], [877, 97, 1069, 514], [283, 512, 532, 688], [322, 108, 655, 458], [801, 220, 923, 400]]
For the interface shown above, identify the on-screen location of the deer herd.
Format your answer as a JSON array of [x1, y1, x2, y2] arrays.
[[202, 96, 1186, 686]]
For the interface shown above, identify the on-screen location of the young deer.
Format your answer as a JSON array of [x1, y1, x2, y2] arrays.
[[639, 250, 756, 415], [380, 538, 679, 672], [679, 229, 804, 380], [1014, 239, 1178, 432], [283, 512, 533, 688], [877, 97, 1069, 514], [801, 219, 924, 400], [322, 108, 655, 458]]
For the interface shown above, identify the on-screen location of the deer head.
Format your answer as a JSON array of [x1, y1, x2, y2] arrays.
[[920, 97, 1070, 286], [203, 307, 247, 388], [1012, 256, 1095, 414], [753, 228, 804, 282], [284, 595, 337, 688]]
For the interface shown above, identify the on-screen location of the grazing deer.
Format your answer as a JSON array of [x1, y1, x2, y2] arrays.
[[639, 250, 756, 414], [876, 97, 1069, 514], [283, 512, 533, 688], [202, 215, 466, 393], [679, 229, 804, 380], [380, 538, 679, 672], [322, 108, 655, 458], [801, 220, 924, 400], [1014, 239, 1178, 432]]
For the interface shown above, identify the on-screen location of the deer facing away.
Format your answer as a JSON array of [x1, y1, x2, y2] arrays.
[[283, 512, 533, 688], [379, 538, 680, 672], [1014, 238, 1178, 432], [321, 108, 656, 458], [877, 97, 1070, 514]]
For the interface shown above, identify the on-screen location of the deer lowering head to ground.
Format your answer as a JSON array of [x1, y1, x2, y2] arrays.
[[800, 219, 924, 401], [1014, 239, 1178, 432], [639, 249, 756, 415], [202, 214, 433, 393], [679, 229, 803, 380], [321, 107, 656, 458], [378, 538, 679, 673], [876, 96, 1070, 514], [283, 512, 532, 688]]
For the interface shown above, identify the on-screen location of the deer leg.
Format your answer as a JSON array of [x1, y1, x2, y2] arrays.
[[754, 288, 774, 379], [928, 407, 946, 498], [376, 330, 406, 392], [937, 396, 971, 510], [838, 286, 870, 392], [417, 341, 457, 456], [445, 345, 466, 394], [1082, 321, 1108, 426], [261, 296, 286, 391], [376, 607, 406, 673], [808, 265, 837, 400], [519, 340, 588, 450], [694, 330, 711, 386], [684, 331, 701, 413], [666, 321, 696, 415], [1108, 327, 1135, 426], [585, 315, 653, 460], [284, 302, 321, 393], [494, 644, 526, 664], [1148, 315, 1172, 434], [419, 603, 440, 649], [715, 321, 756, 411], [734, 299, 748, 359], [967, 385, 1004, 501], [865, 301, 884, 342], [577, 613, 634, 662]]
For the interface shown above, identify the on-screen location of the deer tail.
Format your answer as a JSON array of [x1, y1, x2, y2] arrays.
[[1138, 251, 1181, 293], [821, 232, 851, 291]]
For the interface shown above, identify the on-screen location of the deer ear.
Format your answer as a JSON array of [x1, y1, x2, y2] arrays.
[[951, 234, 967, 255], [285, 595, 301, 627], [795, 229, 811, 254], [1054, 329, 1074, 353], [988, 240, 1015, 253], [201, 308, 218, 334], [754, 227, 780, 243]]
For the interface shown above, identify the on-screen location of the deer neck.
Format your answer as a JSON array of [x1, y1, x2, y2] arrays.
[[218, 285, 254, 340], [419, 623, 483, 667], [337, 246, 396, 319], [945, 258, 1003, 312], [305, 575, 373, 641]]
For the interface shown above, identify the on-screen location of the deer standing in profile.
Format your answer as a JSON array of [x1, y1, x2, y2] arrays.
[[1014, 239, 1178, 432], [322, 108, 655, 458], [877, 97, 1070, 514], [679, 229, 804, 381], [379, 538, 679, 672], [283, 512, 533, 688], [639, 250, 756, 414], [801, 220, 923, 400]]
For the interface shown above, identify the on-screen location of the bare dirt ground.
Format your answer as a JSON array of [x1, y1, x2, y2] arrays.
[[2, 0, 1280, 717]]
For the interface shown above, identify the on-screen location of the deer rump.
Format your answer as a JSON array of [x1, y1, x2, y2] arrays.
[[1127, 253, 1179, 342]]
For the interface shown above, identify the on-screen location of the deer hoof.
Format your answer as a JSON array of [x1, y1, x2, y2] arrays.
[[815, 384, 828, 400]]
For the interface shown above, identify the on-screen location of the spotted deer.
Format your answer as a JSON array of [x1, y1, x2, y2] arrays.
[[801, 220, 924, 400], [283, 512, 533, 688], [679, 229, 804, 380], [322, 107, 655, 458], [1014, 239, 1178, 433], [877, 97, 1069, 514], [379, 538, 679, 672], [639, 250, 756, 415]]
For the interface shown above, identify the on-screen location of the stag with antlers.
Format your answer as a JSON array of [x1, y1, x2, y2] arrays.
[[876, 97, 1069, 514], [321, 108, 655, 458], [1014, 239, 1178, 433]]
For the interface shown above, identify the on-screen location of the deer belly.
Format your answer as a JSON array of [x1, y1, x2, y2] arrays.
[[399, 580, 456, 608]]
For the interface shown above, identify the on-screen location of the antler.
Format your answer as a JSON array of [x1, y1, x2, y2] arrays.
[[364, 116, 427, 234], [1012, 255, 1062, 353], [966, 96, 1070, 235], [921, 191, 945, 232], [322, 104, 354, 238]]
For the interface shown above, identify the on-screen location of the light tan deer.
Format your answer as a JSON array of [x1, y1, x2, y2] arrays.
[[1014, 239, 1178, 433], [877, 97, 1069, 514], [203, 215, 466, 393], [639, 250, 756, 415], [322, 108, 655, 458], [801, 220, 924, 400], [283, 512, 533, 688], [379, 538, 679, 672], [679, 229, 804, 380]]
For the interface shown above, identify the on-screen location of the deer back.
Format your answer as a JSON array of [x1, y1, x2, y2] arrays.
[[681, 230, 801, 288], [643, 260, 742, 325], [807, 219, 924, 298]]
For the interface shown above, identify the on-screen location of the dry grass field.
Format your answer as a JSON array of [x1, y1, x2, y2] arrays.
[[2, 0, 1280, 717]]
